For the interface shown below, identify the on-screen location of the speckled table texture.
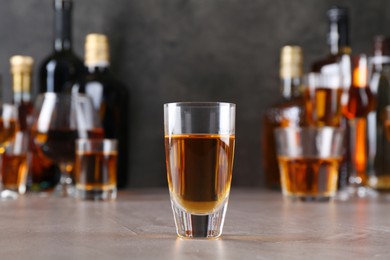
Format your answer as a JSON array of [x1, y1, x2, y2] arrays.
[[0, 189, 389, 259]]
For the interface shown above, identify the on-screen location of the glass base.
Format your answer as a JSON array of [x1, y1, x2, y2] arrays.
[[54, 183, 75, 197], [284, 194, 333, 202], [337, 185, 379, 201], [0, 190, 19, 200], [170, 198, 228, 239], [76, 188, 117, 201]]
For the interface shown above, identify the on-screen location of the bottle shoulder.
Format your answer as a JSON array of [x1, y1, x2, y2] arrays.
[[40, 51, 84, 70], [311, 54, 340, 72], [72, 72, 128, 97]]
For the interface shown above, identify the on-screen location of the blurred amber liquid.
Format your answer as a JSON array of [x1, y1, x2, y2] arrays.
[[370, 120, 390, 190], [0, 118, 18, 148], [74, 151, 117, 191], [2, 154, 28, 192], [165, 134, 235, 214], [304, 87, 343, 127], [278, 156, 340, 198]]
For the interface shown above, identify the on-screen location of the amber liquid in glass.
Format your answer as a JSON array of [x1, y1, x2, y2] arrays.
[[304, 87, 343, 127], [278, 156, 340, 199], [0, 118, 18, 147], [74, 151, 117, 191], [371, 120, 390, 190], [165, 134, 235, 214], [344, 86, 375, 185], [1, 154, 28, 191]]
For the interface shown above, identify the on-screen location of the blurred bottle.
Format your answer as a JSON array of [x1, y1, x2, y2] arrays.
[[71, 34, 129, 188], [368, 36, 390, 191], [312, 6, 351, 189], [262, 46, 305, 189], [39, 0, 84, 93], [10, 56, 59, 191], [343, 55, 375, 187]]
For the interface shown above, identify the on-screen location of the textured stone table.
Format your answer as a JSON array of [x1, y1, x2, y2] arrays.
[[0, 189, 389, 259]]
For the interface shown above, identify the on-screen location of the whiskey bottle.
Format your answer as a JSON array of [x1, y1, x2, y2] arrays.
[[39, 0, 85, 93], [262, 46, 305, 189], [10, 56, 59, 191], [71, 34, 129, 188], [367, 36, 390, 191], [312, 6, 351, 189]]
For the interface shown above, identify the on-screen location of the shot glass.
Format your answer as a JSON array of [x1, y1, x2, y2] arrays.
[[74, 139, 117, 201], [274, 127, 344, 201], [1, 131, 29, 198], [164, 102, 236, 239]]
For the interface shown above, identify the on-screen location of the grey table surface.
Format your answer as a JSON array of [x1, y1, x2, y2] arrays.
[[0, 189, 389, 260]]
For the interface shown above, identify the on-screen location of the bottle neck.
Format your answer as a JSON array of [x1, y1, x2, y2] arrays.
[[328, 19, 350, 55], [281, 77, 302, 99], [86, 63, 110, 74], [352, 56, 369, 88], [12, 72, 32, 104], [54, 0, 73, 52]]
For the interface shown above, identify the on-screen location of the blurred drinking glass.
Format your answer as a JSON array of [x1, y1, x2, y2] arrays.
[[74, 139, 117, 200], [0, 103, 19, 200], [1, 132, 28, 199], [274, 127, 344, 201], [31, 93, 103, 197]]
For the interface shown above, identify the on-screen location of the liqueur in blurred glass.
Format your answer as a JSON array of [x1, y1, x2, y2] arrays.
[[343, 54, 375, 196], [368, 36, 390, 191], [262, 46, 305, 189]]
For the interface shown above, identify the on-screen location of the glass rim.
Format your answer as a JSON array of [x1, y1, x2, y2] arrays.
[[76, 138, 118, 144], [164, 102, 236, 108], [274, 126, 345, 133], [36, 92, 91, 99]]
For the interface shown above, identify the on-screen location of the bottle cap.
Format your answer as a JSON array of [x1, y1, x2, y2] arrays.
[[280, 46, 303, 78], [54, 0, 72, 10], [327, 6, 348, 21], [326, 6, 350, 50], [85, 33, 110, 67], [373, 35, 390, 56], [10, 55, 34, 74]]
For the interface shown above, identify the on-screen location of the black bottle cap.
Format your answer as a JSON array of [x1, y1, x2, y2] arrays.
[[327, 6, 349, 21], [373, 35, 390, 56], [54, 0, 72, 10], [326, 6, 350, 49]]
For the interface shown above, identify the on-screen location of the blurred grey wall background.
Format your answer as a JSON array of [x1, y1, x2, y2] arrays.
[[0, 0, 389, 188]]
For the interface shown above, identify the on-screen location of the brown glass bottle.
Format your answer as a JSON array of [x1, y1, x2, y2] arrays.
[[262, 46, 305, 189], [10, 56, 60, 191], [343, 55, 375, 186], [367, 36, 390, 191], [71, 34, 129, 188], [312, 6, 351, 189]]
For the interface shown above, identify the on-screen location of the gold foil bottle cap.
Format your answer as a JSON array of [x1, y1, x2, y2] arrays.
[[280, 46, 303, 78], [10, 55, 34, 74], [85, 33, 110, 66]]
